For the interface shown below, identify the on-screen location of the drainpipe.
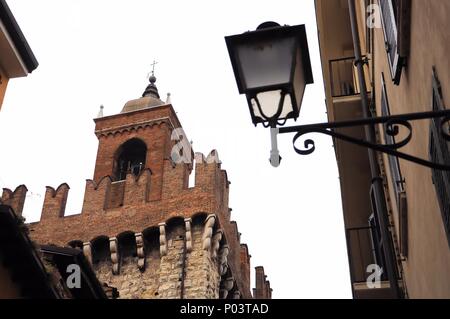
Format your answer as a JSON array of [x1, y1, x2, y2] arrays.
[[347, 0, 402, 298]]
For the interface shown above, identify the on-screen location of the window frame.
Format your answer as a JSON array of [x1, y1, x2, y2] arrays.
[[378, 0, 410, 85]]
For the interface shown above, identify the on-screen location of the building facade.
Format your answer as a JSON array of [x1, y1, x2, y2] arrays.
[[0, 204, 110, 299], [315, 0, 450, 298], [1, 75, 271, 299], [0, 0, 38, 110]]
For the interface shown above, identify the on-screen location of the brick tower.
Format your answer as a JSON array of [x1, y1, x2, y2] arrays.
[[2, 74, 271, 299]]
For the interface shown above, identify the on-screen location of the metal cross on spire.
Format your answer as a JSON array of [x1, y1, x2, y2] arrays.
[[143, 59, 160, 97], [151, 60, 158, 75], [147, 60, 158, 79]]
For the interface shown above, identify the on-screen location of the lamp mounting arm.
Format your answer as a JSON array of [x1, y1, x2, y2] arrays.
[[275, 109, 450, 170]]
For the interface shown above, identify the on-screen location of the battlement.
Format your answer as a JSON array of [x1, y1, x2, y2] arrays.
[[1, 149, 255, 298], [1, 184, 27, 217], [3, 150, 228, 222], [82, 168, 152, 213], [253, 266, 272, 299]]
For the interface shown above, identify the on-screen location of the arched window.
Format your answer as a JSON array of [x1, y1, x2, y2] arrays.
[[114, 138, 147, 181], [91, 236, 111, 264], [118, 231, 137, 262]]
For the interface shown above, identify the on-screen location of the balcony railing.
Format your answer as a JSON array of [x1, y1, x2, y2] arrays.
[[329, 56, 370, 98]]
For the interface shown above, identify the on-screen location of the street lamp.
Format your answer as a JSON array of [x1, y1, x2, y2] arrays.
[[225, 22, 450, 170], [225, 22, 313, 128]]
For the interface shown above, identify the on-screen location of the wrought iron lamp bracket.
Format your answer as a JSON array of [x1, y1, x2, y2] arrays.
[[276, 109, 450, 170]]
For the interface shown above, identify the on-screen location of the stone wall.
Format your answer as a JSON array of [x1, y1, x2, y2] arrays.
[[88, 220, 224, 299], [184, 223, 220, 299]]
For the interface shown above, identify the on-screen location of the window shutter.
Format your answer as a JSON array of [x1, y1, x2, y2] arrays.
[[379, 0, 409, 85]]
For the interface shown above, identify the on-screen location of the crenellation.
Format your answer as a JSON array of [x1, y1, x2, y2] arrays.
[[239, 244, 251, 295], [1, 184, 27, 217], [206, 149, 221, 166], [194, 152, 220, 192], [123, 168, 152, 206], [253, 266, 272, 299], [194, 152, 206, 164], [41, 183, 69, 220], [82, 176, 112, 213], [218, 169, 230, 220], [106, 181, 125, 209], [161, 160, 190, 198]]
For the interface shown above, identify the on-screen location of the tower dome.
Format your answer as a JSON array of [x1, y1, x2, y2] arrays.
[[121, 74, 164, 113]]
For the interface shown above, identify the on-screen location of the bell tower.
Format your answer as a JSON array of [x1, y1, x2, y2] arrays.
[[6, 71, 271, 299], [92, 74, 184, 202]]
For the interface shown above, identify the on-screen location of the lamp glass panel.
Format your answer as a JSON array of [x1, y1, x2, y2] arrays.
[[292, 46, 306, 114], [236, 37, 295, 90], [251, 90, 293, 121]]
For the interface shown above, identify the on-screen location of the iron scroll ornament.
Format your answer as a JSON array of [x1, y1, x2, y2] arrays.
[[277, 109, 450, 171]]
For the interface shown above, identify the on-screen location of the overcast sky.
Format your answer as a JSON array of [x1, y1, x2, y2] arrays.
[[0, 0, 352, 298]]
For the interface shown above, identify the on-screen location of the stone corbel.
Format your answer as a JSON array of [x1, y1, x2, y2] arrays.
[[159, 222, 167, 256], [135, 232, 145, 271], [109, 237, 119, 275], [219, 244, 229, 276], [220, 276, 234, 299], [202, 214, 216, 251], [82, 242, 92, 265], [184, 218, 193, 253], [211, 229, 223, 259]]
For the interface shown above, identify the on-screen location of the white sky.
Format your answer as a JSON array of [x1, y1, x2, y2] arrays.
[[0, 0, 352, 298]]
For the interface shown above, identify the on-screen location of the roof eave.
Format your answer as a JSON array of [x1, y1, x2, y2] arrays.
[[0, 0, 38, 73]]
